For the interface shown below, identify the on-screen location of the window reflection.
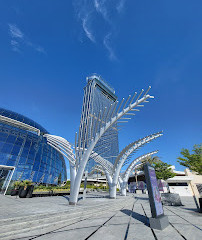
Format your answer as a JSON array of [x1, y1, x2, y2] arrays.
[[0, 118, 67, 185]]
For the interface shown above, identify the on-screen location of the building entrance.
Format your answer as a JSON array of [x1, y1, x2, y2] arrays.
[[0, 165, 15, 195]]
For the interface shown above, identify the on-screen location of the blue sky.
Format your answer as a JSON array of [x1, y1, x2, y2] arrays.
[[0, 0, 201, 175]]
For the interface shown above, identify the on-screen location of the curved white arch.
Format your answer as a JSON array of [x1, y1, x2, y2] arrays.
[[89, 165, 105, 176], [123, 150, 159, 182], [44, 134, 76, 165], [43, 134, 77, 194], [91, 152, 113, 175], [109, 133, 162, 198], [120, 151, 158, 196]]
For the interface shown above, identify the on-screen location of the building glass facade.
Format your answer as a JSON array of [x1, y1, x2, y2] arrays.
[[79, 75, 119, 172], [0, 108, 67, 192]]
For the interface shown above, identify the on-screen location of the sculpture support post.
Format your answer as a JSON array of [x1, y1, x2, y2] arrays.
[[70, 164, 76, 198], [109, 164, 122, 198], [69, 143, 95, 205], [121, 182, 127, 196], [110, 183, 117, 199]]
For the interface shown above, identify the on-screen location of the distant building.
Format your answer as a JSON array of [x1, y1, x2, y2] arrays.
[[79, 74, 119, 172], [167, 167, 202, 198], [128, 165, 202, 198], [0, 108, 67, 194]]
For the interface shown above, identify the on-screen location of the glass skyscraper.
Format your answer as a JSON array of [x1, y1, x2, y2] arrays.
[[0, 108, 67, 194], [79, 74, 119, 172]]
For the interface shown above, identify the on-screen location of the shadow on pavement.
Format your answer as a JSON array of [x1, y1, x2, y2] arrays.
[[121, 209, 149, 226], [182, 207, 201, 213], [62, 195, 83, 202], [134, 196, 148, 201]]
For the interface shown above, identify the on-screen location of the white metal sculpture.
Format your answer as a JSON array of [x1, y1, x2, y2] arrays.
[[44, 134, 77, 194], [119, 150, 158, 196], [70, 87, 154, 204], [90, 152, 113, 191], [110, 132, 162, 198], [44, 87, 154, 205], [89, 164, 105, 176], [91, 132, 162, 198]]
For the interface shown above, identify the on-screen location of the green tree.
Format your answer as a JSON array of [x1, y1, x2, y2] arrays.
[[152, 162, 176, 180], [177, 144, 202, 175], [136, 155, 175, 180]]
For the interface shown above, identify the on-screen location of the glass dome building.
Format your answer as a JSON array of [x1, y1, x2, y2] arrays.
[[0, 108, 67, 193]]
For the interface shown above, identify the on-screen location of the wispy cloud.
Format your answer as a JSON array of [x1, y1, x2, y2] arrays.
[[103, 33, 117, 61], [10, 39, 20, 52], [73, 0, 126, 61], [82, 14, 95, 43], [116, 0, 126, 13], [94, 0, 109, 23], [9, 24, 24, 39], [8, 23, 45, 54], [73, 1, 95, 43], [35, 46, 46, 54]]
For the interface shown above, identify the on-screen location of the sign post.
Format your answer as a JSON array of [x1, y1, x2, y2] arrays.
[[144, 163, 169, 230]]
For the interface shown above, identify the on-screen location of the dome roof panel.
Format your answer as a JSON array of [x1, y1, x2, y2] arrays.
[[0, 108, 49, 134]]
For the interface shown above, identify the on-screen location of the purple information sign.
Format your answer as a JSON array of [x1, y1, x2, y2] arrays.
[[148, 166, 164, 216]]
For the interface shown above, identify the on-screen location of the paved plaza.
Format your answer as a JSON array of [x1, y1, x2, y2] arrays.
[[0, 193, 201, 240]]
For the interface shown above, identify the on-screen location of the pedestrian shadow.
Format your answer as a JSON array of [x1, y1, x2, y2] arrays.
[[121, 209, 149, 226]]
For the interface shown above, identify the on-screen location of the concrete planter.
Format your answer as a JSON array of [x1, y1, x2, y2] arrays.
[[19, 186, 28, 198], [161, 193, 183, 206], [26, 185, 34, 198], [18, 185, 34, 198]]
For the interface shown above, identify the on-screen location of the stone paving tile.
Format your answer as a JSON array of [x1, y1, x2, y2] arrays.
[[18, 215, 112, 240], [130, 206, 148, 225], [172, 224, 202, 240], [89, 222, 129, 240], [1, 194, 202, 240], [84, 204, 133, 240], [34, 225, 98, 240], [153, 225, 184, 240], [0, 193, 118, 220], [127, 223, 155, 240], [166, 215, 188, 224]]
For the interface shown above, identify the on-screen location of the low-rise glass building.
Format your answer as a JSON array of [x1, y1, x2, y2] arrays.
[[0, 108, 67, 193]]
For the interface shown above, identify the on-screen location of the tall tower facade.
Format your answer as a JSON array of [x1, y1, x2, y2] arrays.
[[78, 74, 119, 172]]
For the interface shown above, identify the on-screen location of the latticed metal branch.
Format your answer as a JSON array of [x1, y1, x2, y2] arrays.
[[89, 165, 105, 176], [122, 150, 159, 182], [91, 152, 113, 175], [119, 151, 159, 196], [113, 131, 162, 171], [75, 86, 154, 163], [44, 134, 76, 165]]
